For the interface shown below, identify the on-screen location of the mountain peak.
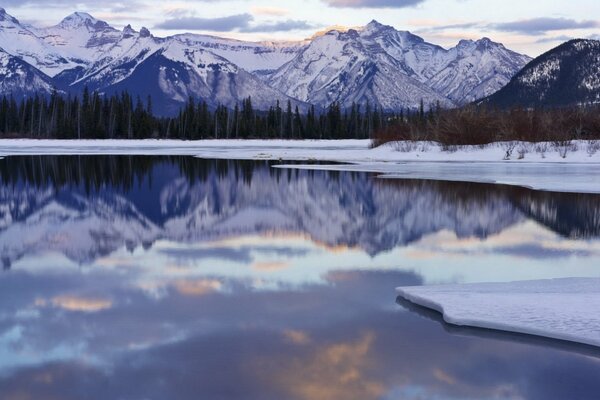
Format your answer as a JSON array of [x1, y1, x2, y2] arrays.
[[363, 19, 392, 33], [0, 7, 19, 24], [367, 20, 384, 28], [59, 12, 108, 30], [140, 27, 151, 38]]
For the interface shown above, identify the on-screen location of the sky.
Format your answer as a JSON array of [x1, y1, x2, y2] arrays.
[[5, 0, 600, 56]]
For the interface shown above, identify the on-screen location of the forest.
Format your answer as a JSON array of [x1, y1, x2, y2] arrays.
[[1, 90, 599, 144], [0, 90, 384, 140]]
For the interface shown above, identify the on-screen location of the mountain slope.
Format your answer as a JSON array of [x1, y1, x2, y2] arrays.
[[35, 12, 123, 68], [174, 34, 307, 74], [269, 22, 530, 109], [269, 28, 454, 111], [0, 8, 73, 76], [364, 21, 532, 104], [426, 38, 532, 104], [0, 9, 532, 113], [483, 39, 600, 108], [0, 48, 55, 97], [68, 30, 303, 114]]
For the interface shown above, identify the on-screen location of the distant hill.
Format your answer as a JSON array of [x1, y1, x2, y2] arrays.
[[482, 39, 600, 108]]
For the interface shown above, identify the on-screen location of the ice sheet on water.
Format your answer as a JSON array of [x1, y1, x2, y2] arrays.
[[397, 278, 600, 348]]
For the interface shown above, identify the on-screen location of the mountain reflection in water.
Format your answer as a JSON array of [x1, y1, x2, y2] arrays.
[[0, 155, 599, 400]]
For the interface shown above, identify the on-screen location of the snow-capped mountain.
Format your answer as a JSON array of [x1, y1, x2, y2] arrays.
[[173, 33, 308, 74], [0, 48, 55, 97], [268, 28, 454, 111], [35, 12, 123, 70], [0, 9, 531, 114], [62, 26, 304, 113], [0, 8, 72, 77], [269, 21, 531, 109], [360, 21, 531, 104], [483, 39, 600, 108]]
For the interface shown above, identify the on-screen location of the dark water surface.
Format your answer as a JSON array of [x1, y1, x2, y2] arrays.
[[0, 156, 599, 400]]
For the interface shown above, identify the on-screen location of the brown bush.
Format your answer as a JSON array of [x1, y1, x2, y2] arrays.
[[373, 105, 600, 147]]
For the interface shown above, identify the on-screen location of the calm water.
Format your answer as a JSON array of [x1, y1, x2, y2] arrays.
[[0, 156, 600, 400]]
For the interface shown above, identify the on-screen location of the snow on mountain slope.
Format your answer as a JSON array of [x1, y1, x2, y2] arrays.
[[69, 30, 303, 114], [428, 38, 532, 104], [361, 21, 531, 104], [67, 26, 162, 89], [174, 34, 307, 73], [269, 28, 454, 110], [35, 12, 123, 67], [0, 9, 531, 112], [0, 48, 55, 96], [0, 8, 73, 76], [269, 21, 530, 109], [484, 39, 600, 108]]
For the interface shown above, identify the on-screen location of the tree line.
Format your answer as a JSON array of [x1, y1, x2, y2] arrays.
[[0, 89, 390, 140]]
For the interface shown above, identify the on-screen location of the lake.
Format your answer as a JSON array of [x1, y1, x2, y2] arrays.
[[0, 155, 599, 399]]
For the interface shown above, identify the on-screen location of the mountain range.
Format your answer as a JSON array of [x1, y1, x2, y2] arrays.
[[0, 9, 533, 115]]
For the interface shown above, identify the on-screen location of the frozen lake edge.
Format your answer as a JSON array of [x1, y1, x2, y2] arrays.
[[397, 278, 600, 348], [1, 139, 599, 193]]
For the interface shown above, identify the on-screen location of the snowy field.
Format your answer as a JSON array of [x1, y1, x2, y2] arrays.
[[397, 278, 600, 348], [1, 139, 599, 193]]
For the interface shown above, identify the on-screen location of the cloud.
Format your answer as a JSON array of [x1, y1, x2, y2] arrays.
[[2, 0, 145, 10], [493, 18, 600, 35], [323, 0, 425, 8], [535, 35, 575, 44], [251, 6, 290, 17], [240, 19, 316, 33], [36, 296, 113, 313], [156, 13, 314, 33], [155, 13, 253, 31]]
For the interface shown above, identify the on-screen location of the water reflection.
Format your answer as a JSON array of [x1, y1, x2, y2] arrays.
[[1, 156, 599, 267], [0, 156, 599, 399]]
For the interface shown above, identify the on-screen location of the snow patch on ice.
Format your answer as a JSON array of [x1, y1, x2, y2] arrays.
[[397, 278, 600, 348]]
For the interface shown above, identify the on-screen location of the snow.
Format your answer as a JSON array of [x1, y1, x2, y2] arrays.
[[1, 139, 599, 193], [269, 22, 530, 108], [0, 9, 531, 111], [397, 278, 600, 348]]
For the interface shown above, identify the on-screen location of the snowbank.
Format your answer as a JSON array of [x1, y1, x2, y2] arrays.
[[397, 278, 600, 348], [0, 139, 599, 163]]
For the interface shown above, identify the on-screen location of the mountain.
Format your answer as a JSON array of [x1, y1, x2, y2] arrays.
[[483, 39, 600, 108], [269, 21, 531, 109], [35, 12, 123, 69], [62, 27, 304, 114], [0, 8, 72, 77], [0, 48, 55, 97], [173, 33, 307, 75], [268, 28, 454, 111], [358, 21, 531, 104], [0, 9, 531, 114]]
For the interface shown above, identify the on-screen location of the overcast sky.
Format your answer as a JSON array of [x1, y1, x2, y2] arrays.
[[5, 0, 600, 56]]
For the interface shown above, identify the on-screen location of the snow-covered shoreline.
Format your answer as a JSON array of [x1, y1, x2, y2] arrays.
[[397, 278, 600, 348], [1, 139, 600, 193], [0, 138, 599, 162]]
